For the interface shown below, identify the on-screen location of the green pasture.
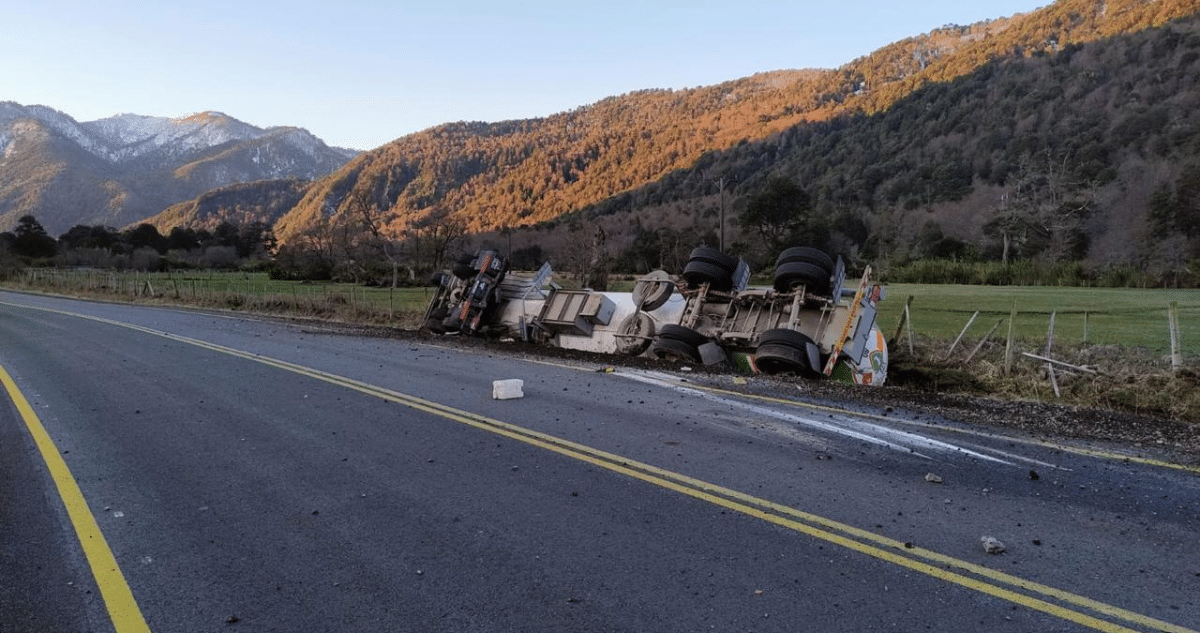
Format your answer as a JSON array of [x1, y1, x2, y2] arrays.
[[877, 284, 1200, 356]]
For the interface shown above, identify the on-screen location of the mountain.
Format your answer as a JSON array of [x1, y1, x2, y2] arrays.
[[144, 178, 312, 233], [0, 105, 357, 235], [270, 0, 1200, 274]]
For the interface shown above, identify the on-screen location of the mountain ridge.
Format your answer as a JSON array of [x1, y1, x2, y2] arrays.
[[0, 104, 357, 234]]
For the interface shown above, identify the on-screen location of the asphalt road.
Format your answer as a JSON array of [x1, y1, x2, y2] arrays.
[[1, 289, 1198, 633]]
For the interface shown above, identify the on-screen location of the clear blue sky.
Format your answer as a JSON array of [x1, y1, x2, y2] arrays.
[[3, 0, 1046, 151]]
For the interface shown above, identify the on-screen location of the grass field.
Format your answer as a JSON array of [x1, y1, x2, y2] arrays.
[[877, 284, 1200, 357]]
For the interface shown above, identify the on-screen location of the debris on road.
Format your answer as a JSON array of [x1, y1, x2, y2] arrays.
[[981, 536, 1006, 554], [493, 379, 524, 400]]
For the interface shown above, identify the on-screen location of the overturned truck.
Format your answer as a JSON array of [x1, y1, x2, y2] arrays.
[[423, 246, 888, 386]]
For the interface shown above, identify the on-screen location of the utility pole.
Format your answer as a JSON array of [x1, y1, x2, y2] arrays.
[[717, 177, 727, 252]]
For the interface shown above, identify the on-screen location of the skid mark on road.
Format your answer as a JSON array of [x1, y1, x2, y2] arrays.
[[618, 369, 1024, 466]]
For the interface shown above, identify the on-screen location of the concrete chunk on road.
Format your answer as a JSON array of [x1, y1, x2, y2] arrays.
[[493, 379, 524, 400]]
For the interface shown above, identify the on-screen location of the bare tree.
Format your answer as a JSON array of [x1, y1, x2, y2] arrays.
[[346, 190, 404, 287], [410, 208, 467, 274], [986, 150, 1095, 263]]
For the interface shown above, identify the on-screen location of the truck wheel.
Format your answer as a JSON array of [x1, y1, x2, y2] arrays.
[[658, 324, 709, 348], [773, 261, 831, 295], [688, 246, 738, 273], [775, 246, 834, 273], [756, 328, 810, 348], [754, 329, 821, 378], [650, 337, 701, 363], [425, 306, 449, 333], [631, 271, 674, 311], [615, 313, 656, 355], [683, 260, 734, 291], [754, 344, 812, 376], [452, 262, 476, 280]]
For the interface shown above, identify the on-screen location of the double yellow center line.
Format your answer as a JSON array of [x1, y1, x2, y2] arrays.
[[3, 301, 1195, 633]]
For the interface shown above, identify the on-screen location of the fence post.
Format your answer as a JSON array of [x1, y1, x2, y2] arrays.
[[1169, 301, 1183, 372], [1004, 300, 1017, 375], [945, 311, 979, 359], [963, 318, 1004, 365], [904, 302, 915, 356], [892, 295, 914, 343], [1045, 311, 1060, 398]]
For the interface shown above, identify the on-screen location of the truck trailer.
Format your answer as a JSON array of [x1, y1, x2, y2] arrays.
[[423, 245, 888, 386]]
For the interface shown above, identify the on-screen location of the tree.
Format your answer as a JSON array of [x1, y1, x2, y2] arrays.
[[166, 226, 201, 252], [13, 215, 57, 259], [122, 224, 166, 254], [985, 150, 1095, 263], [409, 209, 467, 275], [740, 177, 827, 255]]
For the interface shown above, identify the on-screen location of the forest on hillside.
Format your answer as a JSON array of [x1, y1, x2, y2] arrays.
[[259, 0, 1200, 288], [522, 12, 1200, 282]]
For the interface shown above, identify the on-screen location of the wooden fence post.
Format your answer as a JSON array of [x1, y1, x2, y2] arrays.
[[945, 311, 979, 359], [904, 302, 915, 356], [892, 295, 914, 343], [963, 318, 1004, 364], [1045, 311, 1060, 398], [1004, 300, 1017, 375], [1169, 301, 1183, 371]]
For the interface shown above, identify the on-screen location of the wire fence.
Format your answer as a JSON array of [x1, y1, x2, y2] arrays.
[[8, 268, 436, 326]]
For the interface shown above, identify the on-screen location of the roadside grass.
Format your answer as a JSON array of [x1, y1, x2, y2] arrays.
[[879, 284, 1200, 423], [5, 268, 436, 328], [6, 269, 1198, 422]]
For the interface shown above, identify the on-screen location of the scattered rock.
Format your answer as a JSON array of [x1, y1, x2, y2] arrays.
[[924, 473, 944, 484], [1029, 470, 1040, 480], [981, 536, 1006, 554], [492, 379, 524, 400], [225, 614, 240, 624]]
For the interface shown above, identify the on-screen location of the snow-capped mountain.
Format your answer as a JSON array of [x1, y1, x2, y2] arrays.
[[0, 102, 358, 234]]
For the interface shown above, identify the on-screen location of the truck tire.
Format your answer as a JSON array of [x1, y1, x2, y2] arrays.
[[775, 246, 834, 273], [688, 246, 738, 273], [756, 328, 810, 348], [615, 313, 656, 355], [650, 337, 701, 363], [631, 271, 674, 311], [683, 260, 734, 291], [773, 261, 831, 295], [452, 253, 477, 279], [754, 329, 821, 378], [658, 324, 709, 348]]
